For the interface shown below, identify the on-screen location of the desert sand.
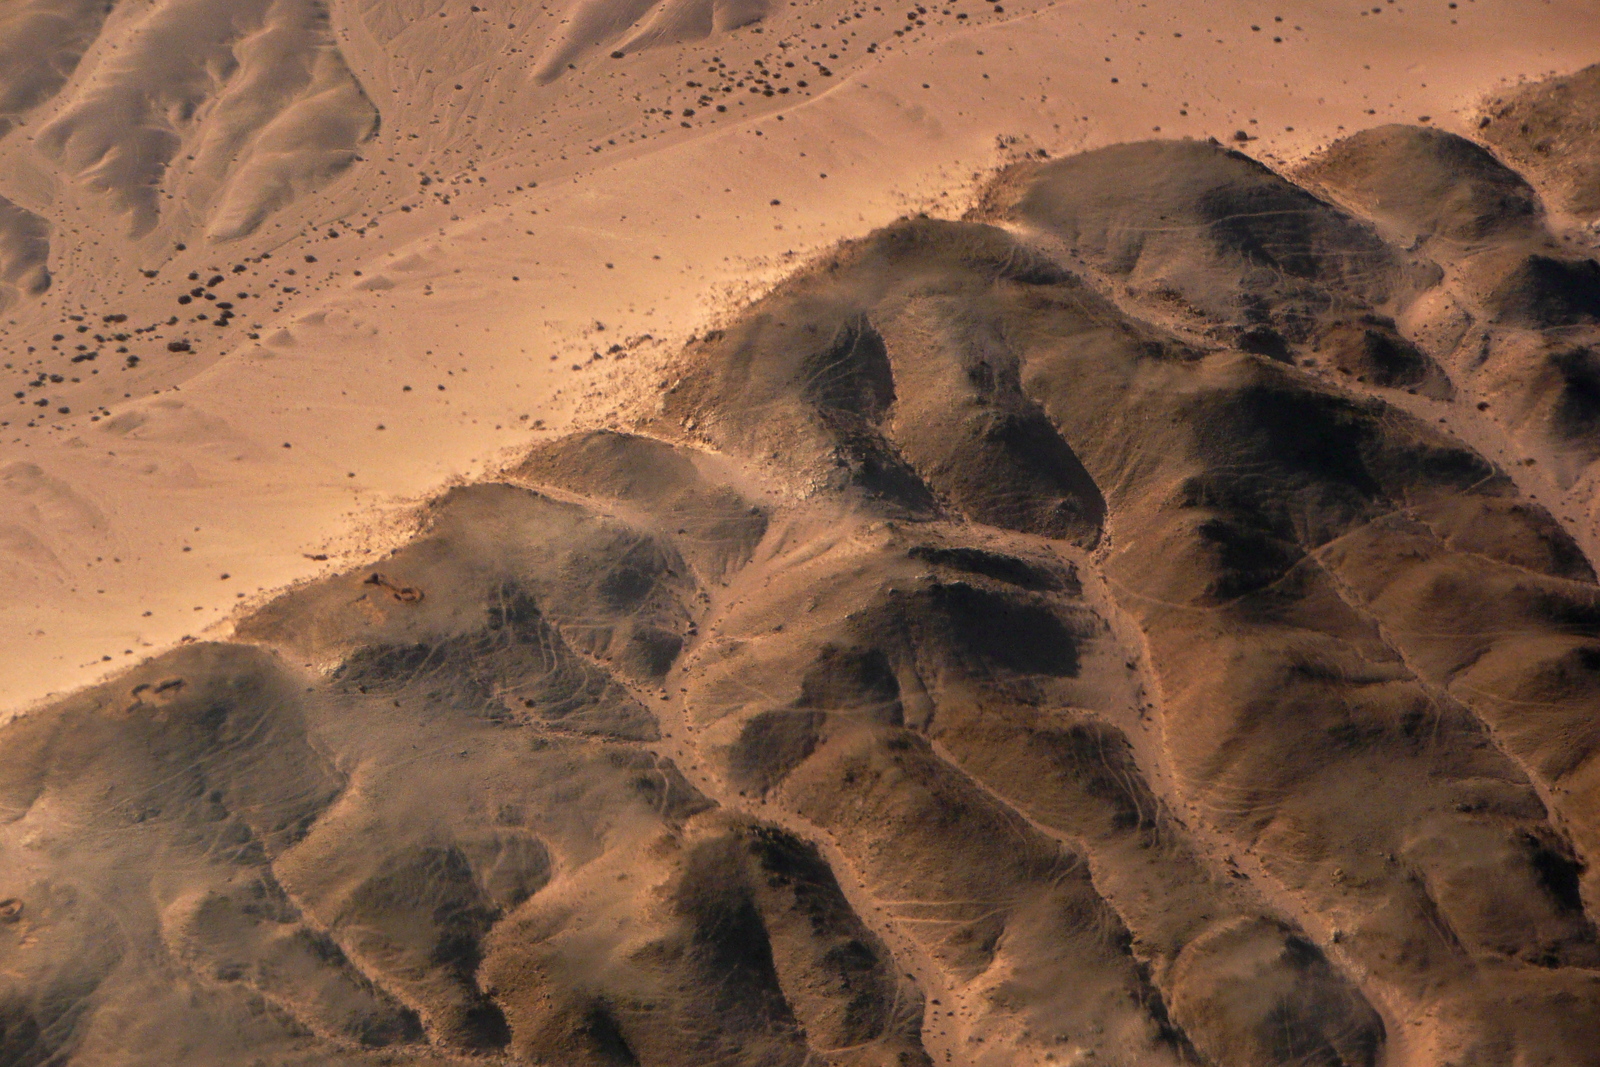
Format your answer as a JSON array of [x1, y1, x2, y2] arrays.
[[4, 1, 1600, 1065]]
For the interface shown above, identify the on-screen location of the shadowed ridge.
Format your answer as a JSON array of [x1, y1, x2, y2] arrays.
[[0, 0, 114, 141], [0, 643, 427, 1060], [15, 95, 1600, 1065], [1488, 254, 1600, 327], [681, 515, 1385, 1067], [241, 481, 698, 708], [0, 195, 50, 311], [658, 216, 1107, 544], [1300, 117, 1600, 478], [1008, 139, 1404, 299], [36, 0, 377, 240], [514, 429, 769, 585], [999, 138, 1453, 396], [659, 296, 938, 515], [1479, 61, 1600, 219], [533, 0, 769, 83], [1298, 124, 1544, 244], [1299, 117, 1600, 478]]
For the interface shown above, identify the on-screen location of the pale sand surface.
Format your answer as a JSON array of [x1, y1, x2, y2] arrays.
[[1, 0, 1596, 715]]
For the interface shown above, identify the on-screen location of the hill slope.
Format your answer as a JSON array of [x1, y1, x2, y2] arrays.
[[6, 66, 1600, 1065]]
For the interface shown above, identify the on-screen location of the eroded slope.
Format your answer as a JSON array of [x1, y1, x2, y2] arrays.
[[7, 0, 378, 241], [6, 78, 1600, 1067]]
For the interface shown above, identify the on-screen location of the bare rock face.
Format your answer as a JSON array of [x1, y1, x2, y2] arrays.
[[6, 68, 1600, 1067]]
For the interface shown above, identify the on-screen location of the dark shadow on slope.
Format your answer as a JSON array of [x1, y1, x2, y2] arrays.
[[1489, 255, 1600, 328]]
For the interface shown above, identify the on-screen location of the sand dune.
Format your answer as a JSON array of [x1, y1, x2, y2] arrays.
[[0, 195, 49, 310], [37, 0, 377, 238], [0, 0, 111, 141], [536, 0, 770, 82]]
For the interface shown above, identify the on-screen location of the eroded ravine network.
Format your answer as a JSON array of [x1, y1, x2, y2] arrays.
[[4, 64, 1600, 1067]]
